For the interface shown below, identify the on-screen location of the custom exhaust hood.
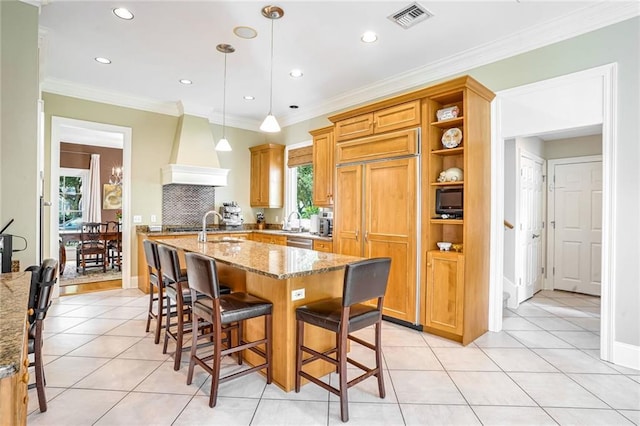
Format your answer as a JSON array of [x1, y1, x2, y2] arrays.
[[161, 114, 230, 186]]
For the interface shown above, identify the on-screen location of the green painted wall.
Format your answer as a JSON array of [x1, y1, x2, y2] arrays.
[[0, 1, 39, 268]]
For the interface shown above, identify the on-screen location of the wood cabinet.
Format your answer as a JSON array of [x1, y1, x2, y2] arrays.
[[312, 240, 333, 253], [310, 126, 334, 207], [425, 251, 465, 335], [250, 233, 287, 246], [249, 144, 284, 208], [333, 100, 420, 142], [334, 156, 418, 323], [420, 76, 494, 345], [0, 339, 28, 426]]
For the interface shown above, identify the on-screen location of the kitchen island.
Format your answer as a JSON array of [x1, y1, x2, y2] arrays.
[[155, 236, 363, 391], [0, 272, 31, 425]]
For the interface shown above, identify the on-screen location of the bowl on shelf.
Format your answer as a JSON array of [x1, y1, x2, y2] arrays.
[[436, 241, 452, 251]]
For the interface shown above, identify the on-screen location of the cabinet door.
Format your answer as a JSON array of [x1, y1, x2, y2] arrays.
[[249, 149, 264, 206], [334, 165, 362, 257], [425, 251, 465, 335], [364, 157, 417, 322], [373, 100, 421, 134], [312, 129, 334, 207], [250, 145, 284, 208], [335, 113, 374, 142]]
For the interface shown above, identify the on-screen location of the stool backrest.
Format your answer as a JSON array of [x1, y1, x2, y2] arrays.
[[185, 252, 222, 299], [157, 244, 183, 283], [342, 257, 391, 307], [143, 239, 161, 271], [25, 258, 59, 324]]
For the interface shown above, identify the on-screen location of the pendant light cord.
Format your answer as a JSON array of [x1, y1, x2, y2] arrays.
[[222, 52, 227, 138], [268, 18, 274, 114]]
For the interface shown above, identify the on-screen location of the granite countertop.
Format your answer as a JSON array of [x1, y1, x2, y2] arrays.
[[156, 237, 361, 280], [0, 272, 31, 378], [138, 227, 332, 242]]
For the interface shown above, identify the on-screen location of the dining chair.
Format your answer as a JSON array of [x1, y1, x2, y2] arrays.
[[25, 258, 59, 412], [294, 257, 391, 422], [76, 222, 107, 274], [106, 220, 122, 271]]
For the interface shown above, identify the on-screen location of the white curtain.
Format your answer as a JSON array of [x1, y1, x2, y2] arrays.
[[87, 154, 102, 222]]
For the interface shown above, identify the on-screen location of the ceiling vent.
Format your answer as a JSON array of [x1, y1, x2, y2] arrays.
[[387, 2, 433, 29]]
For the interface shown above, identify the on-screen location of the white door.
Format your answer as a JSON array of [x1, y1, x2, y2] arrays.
[[518, 154, 544, 302], [552, 160, 602, 295]]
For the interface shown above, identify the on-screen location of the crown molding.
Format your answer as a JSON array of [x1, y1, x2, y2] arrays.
[[176, 101, 212, 119], [42, 77, 181, 116], [208, 112, 262, 133], [280, 2, 640, 127]]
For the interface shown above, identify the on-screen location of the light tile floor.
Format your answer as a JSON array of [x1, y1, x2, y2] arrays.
[[27, 289, 640, 425]]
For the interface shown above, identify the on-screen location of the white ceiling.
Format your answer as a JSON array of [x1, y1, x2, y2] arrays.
[[38, 1, 639, 131]]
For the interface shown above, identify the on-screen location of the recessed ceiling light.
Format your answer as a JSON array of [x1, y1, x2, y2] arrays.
[[179, 79, 193, 85], [234, 26, 257, 39], [112, 8, 134, 20], [289, 69, 303, 78], [94, 57, 111, 64], [243, 95, 255, 100], [361, 31, 378, 43]]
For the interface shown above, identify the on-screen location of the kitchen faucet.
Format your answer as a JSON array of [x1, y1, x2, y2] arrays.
[[285, 211, 301, 231], [198, 210, 224, 242]]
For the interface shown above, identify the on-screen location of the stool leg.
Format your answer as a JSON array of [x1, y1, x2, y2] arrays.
[[186, 312, 199, 385], [145, 285, 153, 332], [338, 326, 349, 422], [265, 313, 272, 384], [295, 319, 304, 393], [236, 321, 243, 365], [209, 323, 223, 408], [35, 326, 47, 412], [154, 292, 164, 345], [162, 296, 171, 355], [375, 321, 386, 398], [174, 300, 184, 371]]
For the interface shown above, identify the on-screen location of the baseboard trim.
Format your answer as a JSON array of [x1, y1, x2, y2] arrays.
[[612, 341, 640, 370]]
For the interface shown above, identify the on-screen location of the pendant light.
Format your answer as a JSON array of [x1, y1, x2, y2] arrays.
[[260, 5, 284, 133], [215, 43, 234, 151]]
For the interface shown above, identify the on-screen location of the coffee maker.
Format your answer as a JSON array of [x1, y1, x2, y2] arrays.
[[219, 201, 242, 227]]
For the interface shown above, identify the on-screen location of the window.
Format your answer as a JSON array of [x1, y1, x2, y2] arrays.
[[285, 143, 319, 226], [59, 168, 88, 230]]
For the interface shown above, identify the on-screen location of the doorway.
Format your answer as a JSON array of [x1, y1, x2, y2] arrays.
[[50, 117, 132, 298], [490, 64, 616, 363]]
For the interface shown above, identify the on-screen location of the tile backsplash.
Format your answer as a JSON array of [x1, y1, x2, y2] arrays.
[[162, 184, 215, 226]]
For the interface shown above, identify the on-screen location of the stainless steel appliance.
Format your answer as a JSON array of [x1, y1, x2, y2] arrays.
[[319, 211, 333, 237], [286, 236, 313, 250], [219, 201, 242, 227], [0, 219, 14, 273]]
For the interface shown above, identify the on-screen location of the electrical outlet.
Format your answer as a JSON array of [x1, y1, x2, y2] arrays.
[[151, 214, 157, 223], [133, 215, 142, 223], [291, 288, 305, 301]]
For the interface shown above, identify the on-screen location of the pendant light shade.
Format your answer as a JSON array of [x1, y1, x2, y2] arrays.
[[260, 5, 284, 133], [216, 43, 235, 151]]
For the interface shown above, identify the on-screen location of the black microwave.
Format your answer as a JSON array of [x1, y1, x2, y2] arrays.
[[435, 187, 463, 217]]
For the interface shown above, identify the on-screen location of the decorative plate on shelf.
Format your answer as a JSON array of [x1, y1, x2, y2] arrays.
[[441, 128, 462, 149]]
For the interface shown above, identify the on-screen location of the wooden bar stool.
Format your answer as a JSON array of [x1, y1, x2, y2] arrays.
[[142, 239, 167, 344], [295, 257, 391, 422], [184, 252, 273, 408], [157, 244, 198, 370], [25, 258, 59, 413]]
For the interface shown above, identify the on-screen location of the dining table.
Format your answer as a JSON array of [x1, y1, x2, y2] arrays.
[[59, 229, 122, 274]]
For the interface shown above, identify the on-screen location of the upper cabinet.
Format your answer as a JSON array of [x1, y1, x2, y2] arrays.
[[310, 126, 335, 207], [249, 143, 284, 208], [333, 100, 421, 142]]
